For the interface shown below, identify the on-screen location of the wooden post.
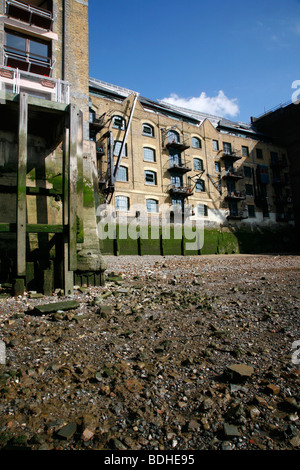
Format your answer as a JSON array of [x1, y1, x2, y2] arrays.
[[76, 109, 84, 244], [69, 104, 78, 271], [63, 126, 74, 295], [17, 93, 28, 277]]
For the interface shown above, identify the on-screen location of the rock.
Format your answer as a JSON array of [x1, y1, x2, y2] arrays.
[[56, 423, 77, 440], [223, 423, 240, 438], [225, 364, 254, 382], [81, 428, 94, 442], [265, 384, 280, 395], [31, 300, 80, 315]]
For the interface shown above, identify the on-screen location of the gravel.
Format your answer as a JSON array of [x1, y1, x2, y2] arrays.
[[0, 253, 299, 450]]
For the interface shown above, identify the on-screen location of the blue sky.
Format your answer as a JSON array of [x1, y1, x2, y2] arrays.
[[88, 0, 300, 123]]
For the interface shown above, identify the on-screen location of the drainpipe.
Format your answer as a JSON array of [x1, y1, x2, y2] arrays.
[[62, 0, 66, 81]]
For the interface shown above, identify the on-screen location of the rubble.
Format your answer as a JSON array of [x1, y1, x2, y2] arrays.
[[0, 254, 299, 450]]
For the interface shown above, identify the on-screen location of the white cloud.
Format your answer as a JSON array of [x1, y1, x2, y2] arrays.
[[161, 90, 240, 118]]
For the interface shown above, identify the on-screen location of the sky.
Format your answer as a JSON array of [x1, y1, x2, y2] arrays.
[[88, 0, 300, 123]]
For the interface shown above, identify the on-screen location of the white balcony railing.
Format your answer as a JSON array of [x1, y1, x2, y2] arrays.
[[0, 66, 70, 104]]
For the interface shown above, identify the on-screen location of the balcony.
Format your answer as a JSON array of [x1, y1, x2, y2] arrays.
[[221, 149, 242, 161], [168, 160, 191, 173], [4, 43, 52, 76], [5, 0, 53, 30], [166, 139, 190, 152], [222, 170, 244, 180], [168, 184, 194, 197], [0, 66, 70, 104], [224, 190, 246, 201]]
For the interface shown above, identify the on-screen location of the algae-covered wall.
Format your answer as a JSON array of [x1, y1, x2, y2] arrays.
[[99, 225, 298, 256]]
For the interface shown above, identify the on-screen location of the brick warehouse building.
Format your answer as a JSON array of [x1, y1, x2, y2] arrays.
[[88, 79, 297, 256], [0, 1, 298, 292]]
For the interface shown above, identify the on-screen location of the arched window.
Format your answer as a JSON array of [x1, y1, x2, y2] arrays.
[[142, 124, 154, 137], [113, 116, 125, 130], [193, 158, 203, 171], [114, 141, 127, 157], [146, 199, 158, 213], [192, 137, 201, 149], [168, 130, 180, 143], [116, 196, 129, 211], [116, 165, 128, 182], [144, 170, 157, 185], [195, 179, 205, 192], [143, 147, 155, 162]]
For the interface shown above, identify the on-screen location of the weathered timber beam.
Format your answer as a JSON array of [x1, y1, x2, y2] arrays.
[[68, 104, 79, 271], [17, 92, 28, 277]]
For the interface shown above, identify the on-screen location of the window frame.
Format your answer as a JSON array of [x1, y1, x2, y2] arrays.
[[193, 158, 203, 171], [115, 195, 129, 212], [195, 178, 205, 192], [143, 147, 156, 163], [142, 123, 154, 137], [192, 136, 201, 149], [144, 170, 157, 186], [146, 198, 159, 213], [116, 165, 128, 182], [112, 115, 125, 130]]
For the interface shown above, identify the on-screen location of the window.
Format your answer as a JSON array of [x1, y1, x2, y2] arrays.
[[145, 170, 157, 185], [169, 149, 181, 166], [215, 161, 221, 173], [197, 204, 208, 216], [143, 147, 155, 162], [247, 205, 255, 218], [116, 196, 129, 211], [213, 140, 219, 151], [143, 124, 154, 137], [146, 199, 158, 213], [171, 174, 183, 187], [192, 137, 201, 149], [195, 179, 205, 192], [242, 146, 249, 157], [113, 116, 125, 130], [168, 130, 180, 143], [114, 141, 127, 157], [244, 166, 252, 178], [116, 166, 128, 182], [246, 184, 253, 196], [256, 148, 263, 159], [223, 142, 232, 154], [4, 30, 51, 75], [193, 158, 203, 171]]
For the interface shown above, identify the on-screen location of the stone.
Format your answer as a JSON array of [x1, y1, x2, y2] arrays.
[[31, 300, 80, 315], [225, 364, 254, 382], [265, 384, 280, 395], [0, 340, 5, 365], [223, 423, 240, 438], [81, 428, 94, 442], [56, 422, 77, 440]]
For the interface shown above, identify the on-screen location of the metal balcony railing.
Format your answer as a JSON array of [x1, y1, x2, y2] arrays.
[[224, 189, 246, 200], [6, 0, 53, 30], [4, 44, 52, 76], [0, 66, 70, 104]]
